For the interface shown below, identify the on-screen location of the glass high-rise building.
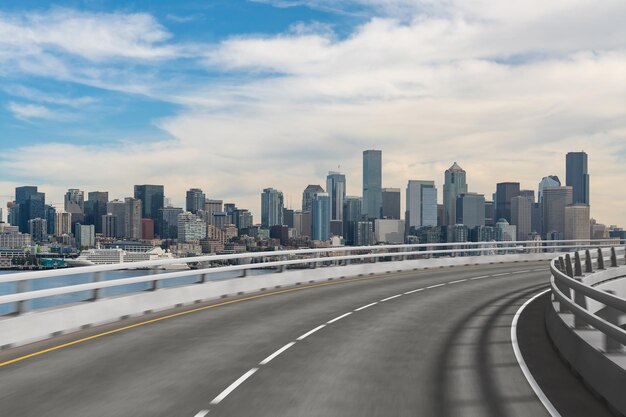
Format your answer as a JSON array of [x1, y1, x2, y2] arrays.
[[566, 151, 589, 205], [362, 150, 382, 219], [311, 192, 330, 241], [542, 186, 573, 239], [511, 196, 532, 240], [158, 207, 184, 239], [261, 188, 284, 228], [495, 182, 520, 223], [443, 162, 467, 226], [85, 191, 109, 233], [343, 196, 362, 245], [326, 172, 346, 221], [134, 185, 164, 234], [381, 188, 401, 220], [538, 175, 561, 204], [186, 188, 206, 214], [302, 185, 324, 213], [406, 180, 437, 232], [456, 193, 485, 229]]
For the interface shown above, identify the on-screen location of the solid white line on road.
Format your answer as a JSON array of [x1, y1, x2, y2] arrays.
[[194, 410, 210, 417], [259, 342, 296, 365], [404, 288, 425, 294], [297, 325, 326, 341], [511, 289, 561, 417], [327, 312, 353, 324], [533, 268, 549, 272], [470, 275, 490, 280], [210, 368, 259, 405], [355, 302, 378, 311], [380, 294, 402, 302], [448, 279, 468, 284], [426, 283, 446, 289], [492, 273, 510, 277], [511, 270, 530, 274]]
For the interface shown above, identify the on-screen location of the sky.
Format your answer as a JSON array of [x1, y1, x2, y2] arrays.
[[0, 0, 625, 225]]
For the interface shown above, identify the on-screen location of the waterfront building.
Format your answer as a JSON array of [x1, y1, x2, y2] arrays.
[[362, 150, 382, 219], [75, 223, 95, 248], [28, 218, 47, 242], [55, 211, 73, 237], [177, 212, 207, 242]]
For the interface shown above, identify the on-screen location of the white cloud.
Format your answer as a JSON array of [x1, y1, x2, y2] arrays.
[[7, 102, 59, 120]]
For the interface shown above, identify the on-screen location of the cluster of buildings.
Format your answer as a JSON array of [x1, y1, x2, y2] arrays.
[[0, 150, 623, 266]]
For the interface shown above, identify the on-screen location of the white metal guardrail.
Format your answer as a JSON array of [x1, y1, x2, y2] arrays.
[[547, 246, 626, 415], [0, 239, 620, 316]]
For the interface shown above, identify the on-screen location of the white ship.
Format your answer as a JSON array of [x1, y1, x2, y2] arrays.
[[67, 247, 189, 270]]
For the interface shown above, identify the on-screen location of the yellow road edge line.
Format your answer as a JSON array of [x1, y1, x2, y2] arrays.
[[0, 274, 385, 368]]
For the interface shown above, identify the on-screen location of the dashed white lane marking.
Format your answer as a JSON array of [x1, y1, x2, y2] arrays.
[[355, 302, 378, 311], [470, 275, 490, 280], [426, 283, 446, 289], [380, 294, 402, 302], [194, 410, 210, 417], [492, 272, 510, 277], [327, 312, 353, 324], [404, 288, 425, 295], [511, 289, 561, 417], [296, 325, 326, 341], [210, 368, 259, 405], [533, 268, 549, 272], [511, 270, 530, 274], [259, 342, 296, 365], [448, 279, 468, 284]]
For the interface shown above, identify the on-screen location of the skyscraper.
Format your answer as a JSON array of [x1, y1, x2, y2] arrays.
[[65, 188, 85, 226], [326, 172, 346, 221], [542, 186, 573, 239], [511, 196, 532, 241], [343, 196, 362, 245], [85, 191, 109, 233], [186, 188, 206, 214], [381, 188, 401, 220], [302, 185, 324, 213], [134, 185, 164, 234], [564, 204, 590, 240], [124, 197, 142, 240], [456, 193, 485, 228], [566, 151, 590, 205], [362, 150, 382, 219], [443, 162, 467, 226], [406, 180, 437, 232], [311, 192, 330, 241], [158, 207, 184, 239], [15, 186, 45, 233], [261, 188, 284, 228], [538, 175, 561, 204], [495, 182, 520, 223]]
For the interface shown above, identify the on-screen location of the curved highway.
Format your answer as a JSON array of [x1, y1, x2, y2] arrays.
[[0, 261, 613, 416]]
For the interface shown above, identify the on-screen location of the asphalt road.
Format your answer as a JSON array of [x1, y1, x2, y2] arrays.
[[0, 261, 611, 417]]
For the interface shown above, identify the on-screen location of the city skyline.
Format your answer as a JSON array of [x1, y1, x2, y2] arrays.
[[0, 2, 624, 225]]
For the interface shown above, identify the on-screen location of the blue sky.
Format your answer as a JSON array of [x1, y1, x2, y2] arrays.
[[0, 0, 625, 225]]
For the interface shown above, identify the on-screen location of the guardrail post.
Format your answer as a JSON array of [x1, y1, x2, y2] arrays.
[[558, 256, 566, 273], [15, 280, 28, 315], [584, 249, 593, 273], [610, 247, 618, 267], [565, 254, 574, 278], [91, 272, 101, 301], [602, 290, 623, 353], [149, 268, 159, 291], [574, 252, 583, 277], [198, 273, 208, 284], [573, 277, 588, 329], [597, 248, 605, 270]]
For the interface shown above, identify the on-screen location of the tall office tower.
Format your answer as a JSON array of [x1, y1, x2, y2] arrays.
[[443, 162, 468, 226], [75, 224, 95, 248], [355, 220, 375, 246], [566, 151, 590, 205], [55, 212, 73, 237], [484, 201, 495, 227], [542, 186, 573, 239], [224, 203, 237, 214], [261, 188, 284, 228], [84, 191, 109, 233], [28, 218, 47, 242], [495, 182, 520, 223], [177, 212, 207, 242], [511, 196, 532, 241], [124, 197, 142, 240], [456, 193, 486, 228], [343, 196, 363, 245], [233, 209, 253, 231], [381, 188, 401, 220], [326, 171, 346, 221], [302, 185, 324, 212], [282, 208, 295, 228], [186, 188, 206, 214], [495, 219, 516, 242], [134, 185, 164, 235], [406, 180, 437, 233], [15, 186, 46, 233], [45, 205, 56, 235], [538, 175, 561, 204], [564, 204, 591, 240], [204, 199, 224, 223], [311, 193, 330, 241], [142, 219, 155, 240], [64, 188, 85, 226], [520, 190, 535, 203], [158, 207, 184, 239], [102, 214, 118, 238], [437, 204, 444, 227], [106, 200, 127, 238], [362, 150, 382, 219]]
